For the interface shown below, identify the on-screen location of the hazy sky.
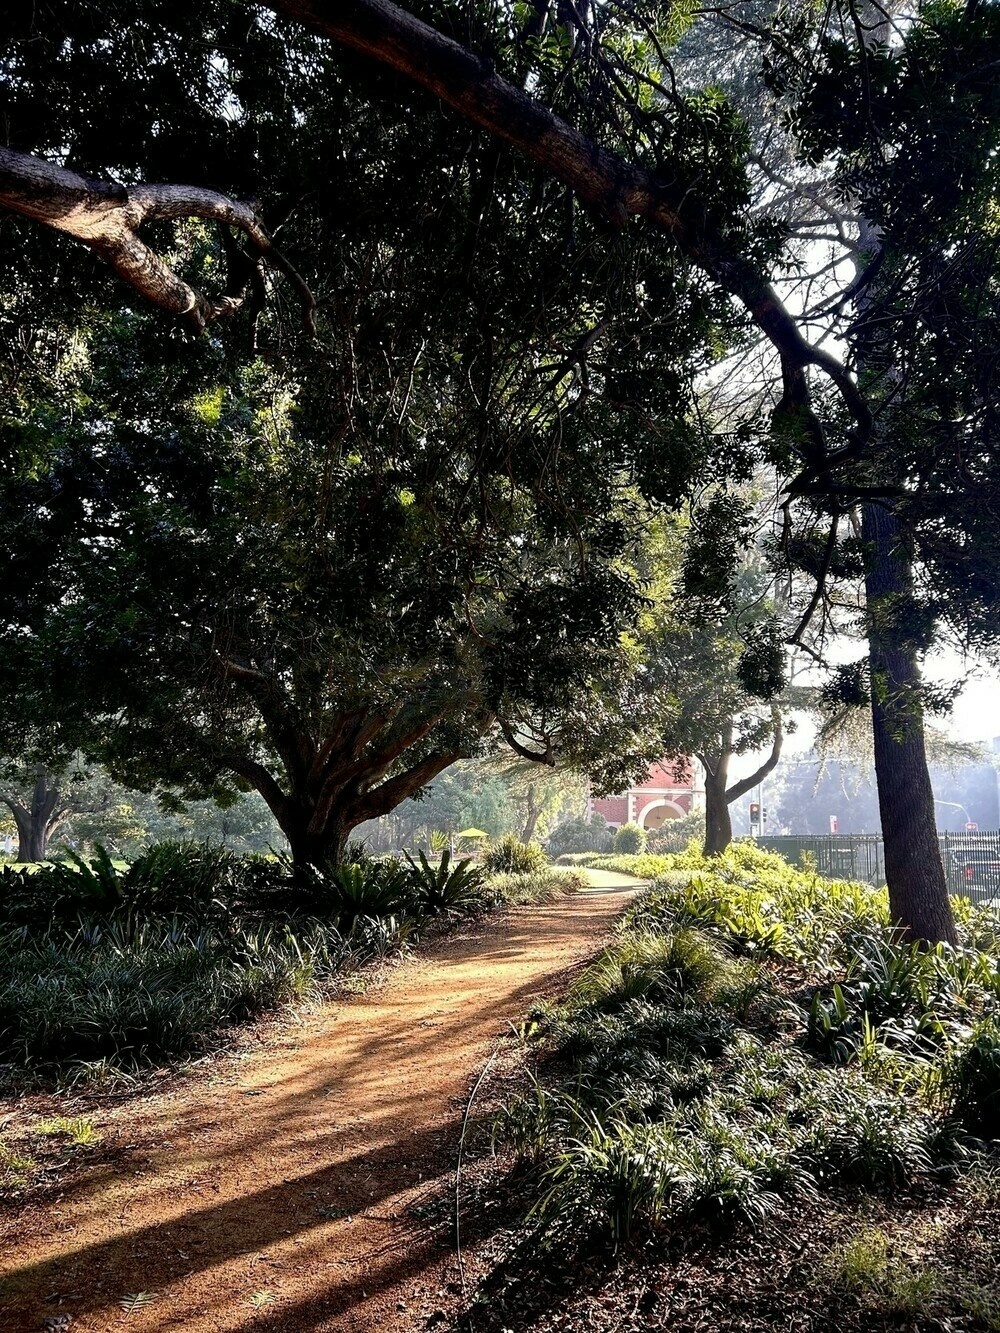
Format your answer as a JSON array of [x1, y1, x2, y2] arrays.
[[730, 651, 1000, 786]]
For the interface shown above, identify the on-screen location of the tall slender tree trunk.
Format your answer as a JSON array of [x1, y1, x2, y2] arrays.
[[863, 504, 957, 944], [520, 783, 541, 844]]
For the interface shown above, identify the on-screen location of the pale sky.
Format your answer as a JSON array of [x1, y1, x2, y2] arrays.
[[730, 650, 1000, 785]]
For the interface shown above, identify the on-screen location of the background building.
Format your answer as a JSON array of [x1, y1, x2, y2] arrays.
[[589, 758, 699, 830]]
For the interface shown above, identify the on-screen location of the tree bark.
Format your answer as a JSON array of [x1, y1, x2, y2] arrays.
[[2, 768, 65, 862], [863, 503, 957, 944], [701, 760, 734, 856], [282, 817, 351, 877], [520, 783, 541, 844], [231, 721, 465, 876], [0, 146, 314, 331], [698, 707, 783, 856]]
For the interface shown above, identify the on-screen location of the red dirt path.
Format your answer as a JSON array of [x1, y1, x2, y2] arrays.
[[0, 886, 633, 1333]]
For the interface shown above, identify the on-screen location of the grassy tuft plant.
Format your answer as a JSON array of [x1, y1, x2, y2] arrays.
[[32, 1115, 100, 1145], [482, 867, 582, 906], [941, 1018, 1000, 1139], [569, 929, 733, 1012], [494, 843, 988, 1249]]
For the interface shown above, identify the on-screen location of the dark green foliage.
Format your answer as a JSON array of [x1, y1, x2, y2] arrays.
[[124, 841, 257, 915], [403, 849, 486, 917], [0, 841, 283, 925], [942, 1021, 1000, 1140], [483, 835, 548, 876], [0, 0, 753, 872], [0, 838, 496, 1086], [40, 846, 126, 908], [0, 915, 340, 1086], [323, 862, 411, 937], [764, 0, 1000, 656], [612, 823, 648, 855], [807, 937, 1000, 1064]]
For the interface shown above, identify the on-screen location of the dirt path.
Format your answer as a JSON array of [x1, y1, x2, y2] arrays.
[[0, 882, 637, 1333]]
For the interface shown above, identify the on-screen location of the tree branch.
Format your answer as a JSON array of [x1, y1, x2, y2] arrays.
[[725, 706, 784, 801], [344, 749, 464, 824], [229, 755, 293, 827], [0, 146, 315, 333], [268, 0, 873, 467], [499, 718, 557, 766]]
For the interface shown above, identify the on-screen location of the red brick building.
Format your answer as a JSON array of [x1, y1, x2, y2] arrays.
[[589, 758, 698, 830]]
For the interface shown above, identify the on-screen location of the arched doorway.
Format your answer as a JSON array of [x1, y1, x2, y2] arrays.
[[636, 798, 686, 831]]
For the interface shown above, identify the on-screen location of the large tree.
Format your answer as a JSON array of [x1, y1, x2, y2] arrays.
[[3, 0, 1000, 936], [0, 762, 117, 862], [0, 12, 735, 871]]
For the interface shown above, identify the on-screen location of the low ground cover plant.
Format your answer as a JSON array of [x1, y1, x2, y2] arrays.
[[560, 846, 706, 882], [0, 841, 576, 1089], [495, 842, 1000, 1249]]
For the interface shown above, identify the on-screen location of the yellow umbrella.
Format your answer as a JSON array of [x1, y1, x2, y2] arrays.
[[456, 827, 489, 839]]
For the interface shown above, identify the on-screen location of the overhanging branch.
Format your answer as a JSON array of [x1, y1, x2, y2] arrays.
[[0, 146, 315, 332], [268, 0, 873, 470]]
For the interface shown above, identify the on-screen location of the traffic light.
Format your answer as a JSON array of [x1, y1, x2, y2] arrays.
[[749, 802, 760, 824]]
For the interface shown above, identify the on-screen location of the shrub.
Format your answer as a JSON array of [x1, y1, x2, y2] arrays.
[[546, 816, 612, 857], [403, 848, 486, 916], [646, 813, 704, 854], [0, 836, 505, 1088], [125, 841, 254, 914], [613, 823, 647, 855], [328, 861, 412, 934], [483, 835, 548, 876], [500, 1029, 952, 1245]]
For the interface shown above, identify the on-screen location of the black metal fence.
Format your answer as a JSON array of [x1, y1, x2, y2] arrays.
[[757, 832, 1000, 904]]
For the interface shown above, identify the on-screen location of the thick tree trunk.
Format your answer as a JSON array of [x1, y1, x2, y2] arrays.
[[232, 727, 466, 880], [863, 504, 957, 944], [3, 769, 64, 862], [283, 817, 351, 877], [12, 808, 47, 862], [702, 765, 734, 856]]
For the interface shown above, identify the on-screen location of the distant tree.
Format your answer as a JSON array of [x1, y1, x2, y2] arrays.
[[602, 504, 799, 856], [0, 760, 115, 862]]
